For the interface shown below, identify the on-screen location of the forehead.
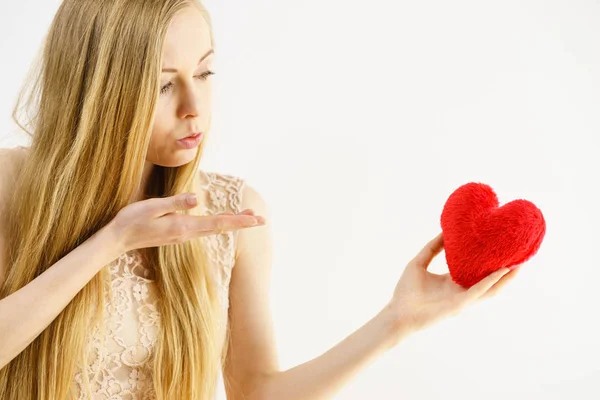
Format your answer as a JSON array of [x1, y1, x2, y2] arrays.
[[161, 6, 212, 65]]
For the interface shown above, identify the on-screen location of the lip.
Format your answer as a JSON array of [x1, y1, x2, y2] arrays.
[[180, 132, 202, 140], [177, 132, 203, 149]]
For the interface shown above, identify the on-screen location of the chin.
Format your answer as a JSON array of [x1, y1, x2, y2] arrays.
[[150, 151, 198, 168]]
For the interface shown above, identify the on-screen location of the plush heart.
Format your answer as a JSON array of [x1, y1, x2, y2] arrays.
[[440, 182, 546, 288]]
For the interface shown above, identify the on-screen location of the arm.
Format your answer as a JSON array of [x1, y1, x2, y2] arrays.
[[0, 222, 123, 369], [223, 184, 413, 400], [223, 183, 280, 398], [255, 305, 410, 400], [225, 188, 516, 400]]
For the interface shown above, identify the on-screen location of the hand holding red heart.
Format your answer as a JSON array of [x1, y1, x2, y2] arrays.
[[383, 183, 544, 342], [385, 232, 522, 337]]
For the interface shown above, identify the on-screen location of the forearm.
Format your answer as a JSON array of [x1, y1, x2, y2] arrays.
[[0, 221, 123, 369], [252, 305, 414, 400]]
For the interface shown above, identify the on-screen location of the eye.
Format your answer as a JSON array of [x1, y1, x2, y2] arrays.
[[160, 70, 215, 95], [196, 70, 215, 81]]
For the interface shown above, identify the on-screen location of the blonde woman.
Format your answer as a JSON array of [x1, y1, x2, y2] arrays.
[[0, 1, 519, 399]]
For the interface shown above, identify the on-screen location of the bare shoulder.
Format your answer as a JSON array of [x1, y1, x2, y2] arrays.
[[0, 146, 28, 208], [236, 182, 269, 260], [0, 146, 20, 170], [0, 146, 29, 288], [0, 146, 29, 203], [0, 145, 28, 170]]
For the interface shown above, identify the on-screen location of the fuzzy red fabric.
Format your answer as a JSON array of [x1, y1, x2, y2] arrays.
[[440, 182, 546, 288]]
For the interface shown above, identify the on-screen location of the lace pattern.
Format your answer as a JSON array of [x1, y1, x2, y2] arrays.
[[73, 171, 245, 399]]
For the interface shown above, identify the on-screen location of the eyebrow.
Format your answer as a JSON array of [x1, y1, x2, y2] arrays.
[[161, 49, 214, 73]]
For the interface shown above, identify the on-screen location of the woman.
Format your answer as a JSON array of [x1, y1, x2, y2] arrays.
[[0, 0, 519, 399]]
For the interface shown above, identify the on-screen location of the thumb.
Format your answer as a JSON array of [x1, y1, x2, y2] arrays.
[[152, 192, 198, 217], [411, 232, 444, 270]]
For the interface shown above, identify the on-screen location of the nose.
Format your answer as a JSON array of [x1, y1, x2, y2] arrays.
[[177, 84, 201, 119]]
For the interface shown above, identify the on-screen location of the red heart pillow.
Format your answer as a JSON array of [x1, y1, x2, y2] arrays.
[[440, 182, 546, 288]]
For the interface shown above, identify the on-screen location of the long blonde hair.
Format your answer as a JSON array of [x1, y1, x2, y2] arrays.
[[0, 0, 228, 398]]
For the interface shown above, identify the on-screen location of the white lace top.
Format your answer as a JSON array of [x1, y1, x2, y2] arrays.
[[73, 170, 245, 399]]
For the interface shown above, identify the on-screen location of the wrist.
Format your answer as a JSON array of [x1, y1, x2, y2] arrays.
[[378, 302, 416, 349], [96, 219, 129, 258]]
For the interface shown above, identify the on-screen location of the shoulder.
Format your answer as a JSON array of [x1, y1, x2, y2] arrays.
[[0, 146, 28, 210], [0, 146, 28, 169], [0, 146, 29, 287], [1, 146, 28, 172], [235, 182, 270, 262], [239, 182, 269, 218]]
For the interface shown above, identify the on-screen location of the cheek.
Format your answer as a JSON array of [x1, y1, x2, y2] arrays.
[[147, 121, 172, 154], [145, 128, 178, 165], [204, 87, 213, 106], [149, 109, 173, 143], [151, 104, 168, 132], [147, 128, 173, 151]]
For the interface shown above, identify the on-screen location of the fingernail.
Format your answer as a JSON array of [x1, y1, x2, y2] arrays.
[[186, 194, 198, 205]]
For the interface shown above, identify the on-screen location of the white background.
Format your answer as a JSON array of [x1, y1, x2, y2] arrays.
[[1, 1, 599, 399]]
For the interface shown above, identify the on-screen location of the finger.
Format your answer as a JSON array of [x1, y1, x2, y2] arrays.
[[480, 265, 521, 300], [411, 232, 444, 270], [466, 267, 511, 300], [219, 209, 255, 217], [151, 193, 199, 217], [196, 214, 263, 235], [235, 210, 265, 224]]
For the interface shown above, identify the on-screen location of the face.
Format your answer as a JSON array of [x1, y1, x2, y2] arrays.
[[147, 5, 214, 167]]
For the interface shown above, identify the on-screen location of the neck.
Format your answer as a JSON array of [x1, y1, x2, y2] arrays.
[[129, 161, 155, 204]]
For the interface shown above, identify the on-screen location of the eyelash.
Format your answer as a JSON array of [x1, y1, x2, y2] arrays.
[[160, 70, 215, 95]]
